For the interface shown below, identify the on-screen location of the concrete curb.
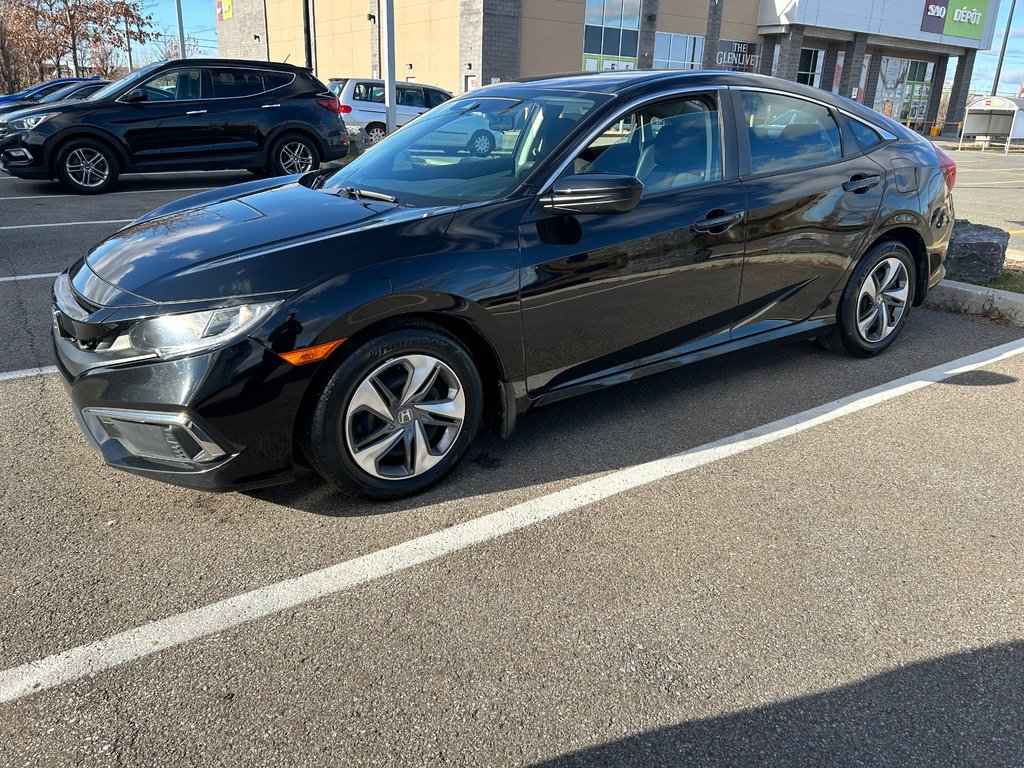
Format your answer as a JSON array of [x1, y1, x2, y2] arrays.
[[925, 279, 1024, 327]]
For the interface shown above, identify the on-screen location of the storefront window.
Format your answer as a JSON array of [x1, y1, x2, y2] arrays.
[[583, 0, 643, 71], [797, 49, 824, 87], [653, 32, 704, 70], [873, 57, 933, 127]]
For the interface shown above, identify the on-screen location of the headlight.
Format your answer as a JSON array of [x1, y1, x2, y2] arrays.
[[128, 301, 281, 359], [8, 112, 60, 131]]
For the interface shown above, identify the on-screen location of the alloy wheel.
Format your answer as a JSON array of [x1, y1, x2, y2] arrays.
[[65, 147, 109, 188], [856, 256, 909, 343], [344, 354, 466, 480], [279, 141, 315, 173]]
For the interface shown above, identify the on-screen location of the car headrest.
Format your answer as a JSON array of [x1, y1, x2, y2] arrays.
[[652, 112, 710, 171]]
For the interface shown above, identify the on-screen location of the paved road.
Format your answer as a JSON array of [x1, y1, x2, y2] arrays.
[[943, 147, 1024, 255], [1, 171, 1023, 766]]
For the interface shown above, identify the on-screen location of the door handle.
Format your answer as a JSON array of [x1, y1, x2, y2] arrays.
[[843, 174, 881, 193], [691, 210, 744, 233], [262, 104, 281, 109], [185, 110, 207, 116]]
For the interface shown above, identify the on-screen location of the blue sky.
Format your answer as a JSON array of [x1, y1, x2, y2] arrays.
[[147, 0, 1021, 94], [149, 0, 219, 58]]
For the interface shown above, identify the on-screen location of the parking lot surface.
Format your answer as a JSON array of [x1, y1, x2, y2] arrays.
[[945, 147, 1024, 255], [1, 172, 1024, 766]]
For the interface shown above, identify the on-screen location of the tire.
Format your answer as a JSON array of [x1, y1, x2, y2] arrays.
[[468, 130, 495, 157], [366, 123, 387, 144], [303, 325, 483, 499], [54, 138, 119, 194], [268, 133, 321, 177], [821, 240, 916, 357]]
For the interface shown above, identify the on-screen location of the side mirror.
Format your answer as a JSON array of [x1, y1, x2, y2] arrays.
[[122, 87, 148, 103], [539, 173, 643, 216]]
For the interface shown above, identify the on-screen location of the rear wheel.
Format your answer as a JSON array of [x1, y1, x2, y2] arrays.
[[268, 133, 320, 176], [366, 123, 387, 144], [468, 130, 495, 157], [54, 139, 119, 194], [822, 240, 916, 357], [303, 326, 483, 499]]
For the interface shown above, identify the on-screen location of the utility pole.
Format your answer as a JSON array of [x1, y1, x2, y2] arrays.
[[124, 15, 134, 71], [174, 0, 187, 59], [380, 0, 396, 133], [991, 0, 1018, 96]]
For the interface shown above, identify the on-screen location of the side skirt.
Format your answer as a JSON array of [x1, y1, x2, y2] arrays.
[[527, 317, 836, 411]]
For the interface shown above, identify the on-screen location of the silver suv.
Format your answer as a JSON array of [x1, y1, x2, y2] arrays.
[[328, 78, 452, 143]]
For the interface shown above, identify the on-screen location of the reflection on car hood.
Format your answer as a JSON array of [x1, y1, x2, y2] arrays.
[[81, 178, 455, 305]]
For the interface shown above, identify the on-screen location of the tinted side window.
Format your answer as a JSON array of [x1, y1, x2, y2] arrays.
[[426, 89, 449, 108], [75, 84, 105, 98], [141, 69, 203, 101], [740, 91, 841, 174], [353, 83, 384, 103], [847, 118, 883, 152], [36, 82, 70, 98], [577, 94, 723, 195], [209, 68, 267, 98], [397, 86, 426, 108]]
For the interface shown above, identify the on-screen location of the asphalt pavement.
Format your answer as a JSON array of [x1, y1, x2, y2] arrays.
[[942, 147, 1024, 256], [1, 170, 1023, 766]]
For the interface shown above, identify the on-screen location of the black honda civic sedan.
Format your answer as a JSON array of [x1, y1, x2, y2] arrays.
[[0, 58, 349, 193], [51, 70, 955, 499]]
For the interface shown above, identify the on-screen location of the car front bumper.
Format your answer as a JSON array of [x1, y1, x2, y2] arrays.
[[0, 128, 49, 179], [52, 318, 317, 492]]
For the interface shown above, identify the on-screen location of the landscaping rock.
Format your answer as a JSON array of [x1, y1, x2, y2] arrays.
[[946, 219, 1009, 282]]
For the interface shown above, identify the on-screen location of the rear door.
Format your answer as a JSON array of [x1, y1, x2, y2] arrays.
[[204, 66, 278, 157], [397, 85, 427, 125], [731, 89, 885, 337]]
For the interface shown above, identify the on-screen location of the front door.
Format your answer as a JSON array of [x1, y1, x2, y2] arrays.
[[732, 89, 885, 336], [519, 91, 746, 395]]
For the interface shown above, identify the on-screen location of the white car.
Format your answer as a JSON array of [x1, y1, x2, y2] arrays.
[[412, 111, 504, 156], [328, 78, 452, 143]]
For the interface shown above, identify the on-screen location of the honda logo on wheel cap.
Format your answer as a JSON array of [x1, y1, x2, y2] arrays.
[[397, 408, 414, 424]]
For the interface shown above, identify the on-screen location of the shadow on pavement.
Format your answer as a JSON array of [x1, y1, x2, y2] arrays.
[[247, 310, 1024, 518], [529, 641, 1024, 767]]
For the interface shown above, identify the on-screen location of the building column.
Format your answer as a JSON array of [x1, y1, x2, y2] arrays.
[[701, 0, 724, 69], [942, 50, 976, 136], [860, 49, 883, 108], [924, 56, 949, 132], [837, 32, 867, 98], [775, 26, 804, 81], [758, 36, 777, 75], [820, 41, 840, 92], [637, 0, 660, 70]]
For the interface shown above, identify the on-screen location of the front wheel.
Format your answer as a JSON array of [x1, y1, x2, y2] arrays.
[[822, 240, 916, 357], [303, 326, 483, 499], [468, 130, 495, 157], [55, 139, 119, 194]]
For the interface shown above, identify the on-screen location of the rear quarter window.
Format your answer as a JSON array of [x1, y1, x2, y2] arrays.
[[847, 118, 884, 152]]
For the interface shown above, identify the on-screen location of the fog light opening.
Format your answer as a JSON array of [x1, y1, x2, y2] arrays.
[[84, 408, 227, 465]]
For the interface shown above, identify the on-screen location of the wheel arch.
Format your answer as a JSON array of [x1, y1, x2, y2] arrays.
[[45, 128, 128, 177], [265, 123, 329, 160], [863, 226, 929, 306]]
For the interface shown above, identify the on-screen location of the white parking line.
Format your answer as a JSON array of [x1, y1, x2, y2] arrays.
[[0, 219, 133, 231], [0, 272, 59, 283], [0, 365, 57, 382], [0, 187, 212, 201], [1, 336, 1024, 704]]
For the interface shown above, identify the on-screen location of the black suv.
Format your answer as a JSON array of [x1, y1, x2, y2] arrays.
[[0, 59, 350, 193]]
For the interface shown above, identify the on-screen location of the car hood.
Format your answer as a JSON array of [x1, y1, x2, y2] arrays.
[[77, 177, 457, 306]]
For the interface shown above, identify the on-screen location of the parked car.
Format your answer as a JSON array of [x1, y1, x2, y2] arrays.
[[0, 76, 100, 106], [328, 77, 451, 142], [0, 59, 349, 193], [0, 80, 109, 119], [51, 70, 955, 499]]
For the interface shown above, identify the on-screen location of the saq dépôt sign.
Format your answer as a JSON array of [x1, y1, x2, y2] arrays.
[[921, 0, 989, 40]]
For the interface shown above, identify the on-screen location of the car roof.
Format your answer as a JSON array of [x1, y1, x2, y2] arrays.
[[338, 77, 449, 92], [159, 58, 312, 73]]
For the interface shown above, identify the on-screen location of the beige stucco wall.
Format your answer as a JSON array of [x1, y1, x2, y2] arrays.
[[657, 0, 760, 42], [313, 0, 375, 81], [720, 0, 761, 43], [520, 0, 585, 77], [390, 0, 461, 92], [266, 0, 306, 66]]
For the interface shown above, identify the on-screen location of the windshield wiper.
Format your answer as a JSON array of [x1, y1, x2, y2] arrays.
[[335, 186, 398, 204]]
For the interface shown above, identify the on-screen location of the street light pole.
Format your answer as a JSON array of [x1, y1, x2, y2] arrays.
[[991, 0, 1018, 96], [174, 0, 187, 59], [380, 0, 396, 134]]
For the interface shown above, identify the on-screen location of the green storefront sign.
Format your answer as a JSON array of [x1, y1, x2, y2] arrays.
[[921, 0, 989, 41]]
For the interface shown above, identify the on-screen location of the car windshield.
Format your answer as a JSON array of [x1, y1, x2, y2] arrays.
[[322, 92, 609, 205], [87, 62, 162, 101]]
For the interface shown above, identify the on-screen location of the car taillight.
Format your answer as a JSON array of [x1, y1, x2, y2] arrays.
[[339, 104, 352, 114], [936, 145, 956, 191], [315, 97, 345, 114]]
